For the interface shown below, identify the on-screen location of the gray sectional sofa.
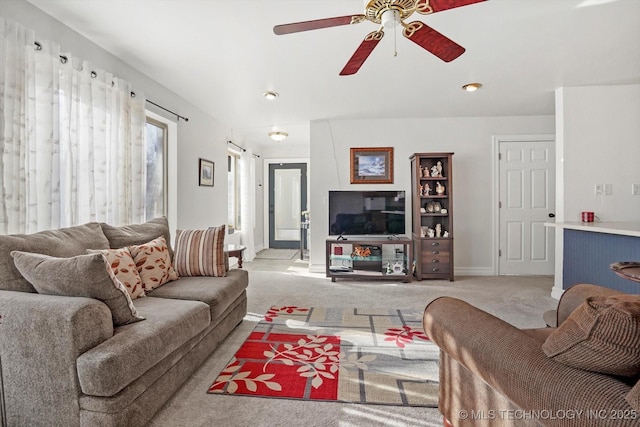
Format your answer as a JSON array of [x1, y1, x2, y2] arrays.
[[0, 218, 248, 426]]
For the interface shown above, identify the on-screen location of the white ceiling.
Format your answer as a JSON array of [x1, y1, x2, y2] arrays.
[[25, 0, 640, 146]]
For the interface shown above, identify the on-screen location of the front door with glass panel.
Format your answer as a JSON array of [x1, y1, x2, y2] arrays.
[[269, 163, 307, 249]]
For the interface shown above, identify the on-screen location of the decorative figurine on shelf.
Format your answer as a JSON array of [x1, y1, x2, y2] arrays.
[[352, 246, 371, 258], [436, 161, 443, 177], [427, 227, 435, 238], [423, 183, 431, 196], [436, 182, 445, 195], [386, 261, 392, 274], [443, 231, 449, 238], [430, 165, 439, 177], [421, 226, 428, 237], [436, 224, 442, 238], [392, 261, 404, 274], [419, 165, 425, 178]]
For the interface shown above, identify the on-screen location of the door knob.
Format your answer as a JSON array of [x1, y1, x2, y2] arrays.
[[548, 213, 555, 218]]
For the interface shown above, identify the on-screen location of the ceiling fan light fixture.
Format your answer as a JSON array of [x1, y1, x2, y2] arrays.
[[381, 9, 400, 29], [263, 91, 279, 100], [462, 83, 482, 92], [268, 131, 288, 142]]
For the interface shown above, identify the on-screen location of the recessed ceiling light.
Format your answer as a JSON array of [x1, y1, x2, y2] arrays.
[[462, 83, 482, 92], [263, 91, 279, 100], [268, 131, 288, 142]]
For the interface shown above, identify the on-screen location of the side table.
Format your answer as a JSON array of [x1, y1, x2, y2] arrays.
[[224, 244, 246, 268]]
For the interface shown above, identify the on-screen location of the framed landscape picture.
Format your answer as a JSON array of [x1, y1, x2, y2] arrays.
[[350, 147, 394, 184], [199, 158, 214, 186]]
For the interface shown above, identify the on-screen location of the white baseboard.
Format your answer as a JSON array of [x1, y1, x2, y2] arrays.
[[454, 267, 495, 276], [309, 263, 326, 274], [551, 285, 564, 300]]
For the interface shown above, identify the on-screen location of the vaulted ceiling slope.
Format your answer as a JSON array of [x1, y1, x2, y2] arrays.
[[25, 0, 640, 145]]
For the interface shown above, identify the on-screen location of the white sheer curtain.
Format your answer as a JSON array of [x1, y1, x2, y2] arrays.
[[239, 149, 256, 261], [0, 19, 146, 234]]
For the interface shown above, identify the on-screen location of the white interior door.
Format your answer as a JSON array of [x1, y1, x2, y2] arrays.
[[499, 139, 555, 275]]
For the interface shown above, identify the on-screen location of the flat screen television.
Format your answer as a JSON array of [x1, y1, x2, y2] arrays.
[[328, 190, 406, 236]]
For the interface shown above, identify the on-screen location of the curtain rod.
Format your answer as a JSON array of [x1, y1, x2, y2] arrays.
[[227, 141, 260, 158], [146, 99, 189, 122], [33, 42, 189, 122]]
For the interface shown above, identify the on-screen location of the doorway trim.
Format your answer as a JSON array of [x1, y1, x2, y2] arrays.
[[263, 158, 310, 249], [492, 134, 555, 275]]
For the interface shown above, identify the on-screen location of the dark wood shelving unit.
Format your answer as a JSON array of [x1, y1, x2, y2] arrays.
[[410, 152, 454, 281], [325, 238, 412, 283]]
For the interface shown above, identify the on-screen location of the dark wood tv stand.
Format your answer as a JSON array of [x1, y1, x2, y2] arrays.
[[325, 237, 412, 282]]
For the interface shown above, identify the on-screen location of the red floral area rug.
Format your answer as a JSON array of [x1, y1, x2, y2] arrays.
[[208, 306, 439, 406]]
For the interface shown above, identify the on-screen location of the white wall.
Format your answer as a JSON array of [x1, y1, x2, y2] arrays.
[[2, 0, 239, 233], [556, 85, 640, 222], [309, 116, 555, 273]]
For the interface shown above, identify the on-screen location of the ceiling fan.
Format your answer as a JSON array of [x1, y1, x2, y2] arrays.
[[274, 0, 487, 75]]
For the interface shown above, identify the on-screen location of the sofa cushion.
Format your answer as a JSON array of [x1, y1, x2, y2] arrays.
[[100, 216, 174, 260], [0, 222, 110, 292], [173, 226, 226, 277], [148, 269, 248, 320], [128, 236, 178, 292], [76, 296, 210, 397], [542, 294, 640, 376], [10, 251, 144, 326], [521, 327, 554, 343], [88, 248, 145, 299], [626, 381, 640, 412]]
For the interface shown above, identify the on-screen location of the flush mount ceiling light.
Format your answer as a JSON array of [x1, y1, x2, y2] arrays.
[[462, 83, 482, 92], [263, 91, 279, 100], [268, 131, 288, 142]]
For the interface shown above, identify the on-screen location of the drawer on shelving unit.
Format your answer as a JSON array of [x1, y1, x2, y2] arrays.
[[421, 250, 450, 265], [423, 263, 450, 275], [421, 239, 451, 252]]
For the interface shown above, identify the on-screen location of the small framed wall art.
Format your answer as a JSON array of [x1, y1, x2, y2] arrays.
[[199, 158, 214, 186], [350, 147, 394, 184]]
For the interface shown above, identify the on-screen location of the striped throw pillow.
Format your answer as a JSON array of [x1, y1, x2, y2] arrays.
[[174, 226, 226, 277]]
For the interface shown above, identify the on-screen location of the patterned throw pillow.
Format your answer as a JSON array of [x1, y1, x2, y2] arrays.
[[173, 226, 226, 277], [542, 294, 640, 377], [88, 248, 145, 299], [128, 236, 179, 292], [10, 251, 144, 326]]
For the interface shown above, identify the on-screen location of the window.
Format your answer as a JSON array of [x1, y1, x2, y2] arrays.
[[228, 150, 241, 231], [145, 117, 168, 220]]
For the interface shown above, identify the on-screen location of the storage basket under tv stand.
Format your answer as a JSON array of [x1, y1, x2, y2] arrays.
[[325, 237, 412, 283]]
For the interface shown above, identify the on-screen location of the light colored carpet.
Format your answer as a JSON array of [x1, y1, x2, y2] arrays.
[[148, 257, 557, 427], [255, 249, 299, 260]]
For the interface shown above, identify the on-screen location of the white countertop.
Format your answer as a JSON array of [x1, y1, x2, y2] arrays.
[[545, 221, 640, 238]]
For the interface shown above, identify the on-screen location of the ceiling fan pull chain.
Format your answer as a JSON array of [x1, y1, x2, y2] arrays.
[[394, 25, 398, 57]]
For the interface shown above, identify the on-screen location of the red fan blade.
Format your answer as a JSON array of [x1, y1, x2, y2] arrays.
[[403, 21, 465, 62], [416, 0, 487, 15], [274, 15, 366, 35], [339, 30, 384, 76]]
